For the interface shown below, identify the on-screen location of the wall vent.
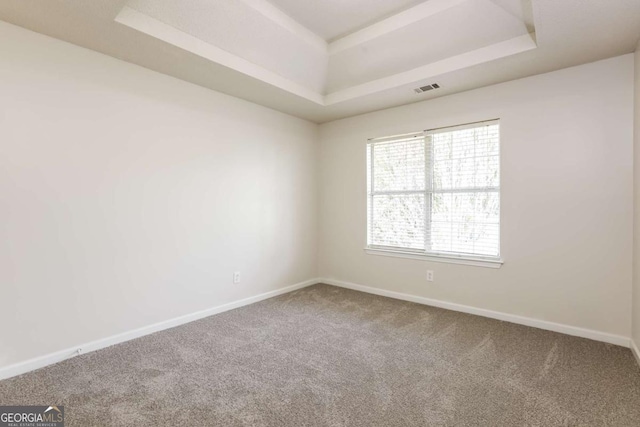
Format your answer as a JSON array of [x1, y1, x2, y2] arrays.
[[414, 83, 440, 94]]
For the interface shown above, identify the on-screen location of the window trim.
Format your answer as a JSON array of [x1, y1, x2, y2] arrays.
[[363, 247, 503, 269], [365, 119, 502, 268]]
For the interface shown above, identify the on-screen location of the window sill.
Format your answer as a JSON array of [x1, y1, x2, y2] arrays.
[[364, 247, 503, 269]]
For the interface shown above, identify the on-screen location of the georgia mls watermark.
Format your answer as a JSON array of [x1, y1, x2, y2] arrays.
[[0, 406, 64, 427]]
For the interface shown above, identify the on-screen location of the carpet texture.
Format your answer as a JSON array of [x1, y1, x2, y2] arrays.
[[1, 284, 639, 426]]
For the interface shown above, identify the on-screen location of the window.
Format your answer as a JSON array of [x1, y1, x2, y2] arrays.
[[366, 120, 501, 265]]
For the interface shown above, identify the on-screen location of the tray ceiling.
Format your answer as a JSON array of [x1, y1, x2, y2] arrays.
[[267, 0, 426, 41], [1, 0, 639, 123], [116, 0, 536, 103]]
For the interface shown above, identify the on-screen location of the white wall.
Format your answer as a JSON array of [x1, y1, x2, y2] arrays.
[[319, 55, 634, 339], [1, 18, 636, 376], [0, 22, 318, 371], [633, 41, 640, 350]]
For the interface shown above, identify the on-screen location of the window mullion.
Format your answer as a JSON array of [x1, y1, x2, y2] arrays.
[[424, 134, 432, 253], [369, 145, 374, 247]]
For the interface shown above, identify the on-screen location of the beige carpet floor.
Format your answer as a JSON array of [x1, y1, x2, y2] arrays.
[[1, 284, 639, 426]]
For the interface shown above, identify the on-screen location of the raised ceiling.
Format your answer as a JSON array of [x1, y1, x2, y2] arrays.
[[1, 0, 639, 123], [267, 0, 426, 40]]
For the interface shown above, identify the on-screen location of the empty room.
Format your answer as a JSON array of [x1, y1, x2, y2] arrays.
[[2, 0, 640, 425]]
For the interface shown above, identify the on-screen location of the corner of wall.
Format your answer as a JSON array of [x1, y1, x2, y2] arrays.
[[633, 39, 640, 348], [312, 121, 322, 279], [632, 339, 640, 369]]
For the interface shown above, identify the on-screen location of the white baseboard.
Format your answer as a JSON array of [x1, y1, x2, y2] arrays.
[[3, 278, 632, 381], [0, 279, 317, 381], [632, 340, 640, 368], [319, 278, 631, 348]]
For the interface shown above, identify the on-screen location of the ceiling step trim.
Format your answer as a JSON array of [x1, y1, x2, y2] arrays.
[[238, 0, 327, 53], [115, 6, 325, 105], [328, 0, 469, 55], [325, 32, 537, 104]]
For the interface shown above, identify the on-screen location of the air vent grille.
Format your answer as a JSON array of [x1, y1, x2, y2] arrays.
[[414, 83, 440, 94]]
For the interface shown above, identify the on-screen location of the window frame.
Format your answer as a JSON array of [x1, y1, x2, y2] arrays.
[[365, 119, 503, 269]]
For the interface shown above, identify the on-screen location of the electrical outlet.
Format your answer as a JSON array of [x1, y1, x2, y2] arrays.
[[233, 271, 241, 284], [427, 270, 434, 282]]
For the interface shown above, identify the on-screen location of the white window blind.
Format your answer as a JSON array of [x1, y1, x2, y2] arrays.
[[367, 120, 500, 261]]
